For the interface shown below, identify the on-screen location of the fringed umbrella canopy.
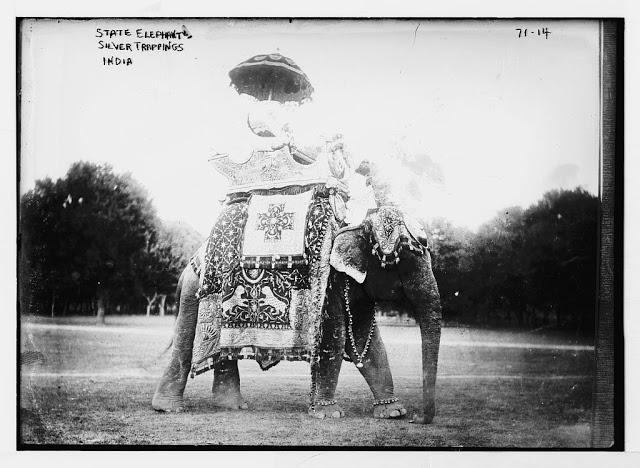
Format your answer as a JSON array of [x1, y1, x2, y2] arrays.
[[229, 53, 314, 103]]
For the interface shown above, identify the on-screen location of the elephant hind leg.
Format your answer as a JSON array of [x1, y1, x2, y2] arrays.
[[152, 266, 200, 412], [211, 359, 248, 410]]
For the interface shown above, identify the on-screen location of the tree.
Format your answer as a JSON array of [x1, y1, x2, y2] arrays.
[[135, 220, 203, 316], [160, 221, 204, 272], [464, 206, 528, 326], [20, 162, 159, 324], [156, 221, 204, 315], [459, 188, 598, 331], [20, 177, 63, 316], [520, 188, 598, 332], [423, 218, 474, 324], [421, 188, 598, 333]]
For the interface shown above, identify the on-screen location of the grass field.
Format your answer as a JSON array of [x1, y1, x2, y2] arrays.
[[19, 315, 594, 447]]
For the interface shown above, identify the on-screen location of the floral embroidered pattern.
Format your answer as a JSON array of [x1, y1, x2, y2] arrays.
[[304, 197, 332, 263], [220, 268, 308, 329], [197, 202, 249, 298], [256, 203, 295, 241]]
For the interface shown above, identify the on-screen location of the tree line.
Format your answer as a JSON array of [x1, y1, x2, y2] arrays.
[[19, 162, 203, 323], [422, 188, 598, 334], [20, 162, 598, 333]]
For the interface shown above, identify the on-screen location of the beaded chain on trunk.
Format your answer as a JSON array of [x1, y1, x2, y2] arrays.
[[190, 185, 335, 376]]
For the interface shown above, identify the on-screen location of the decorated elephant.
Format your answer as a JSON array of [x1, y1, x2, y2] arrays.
[[152, 52, 441, 423], [152, 201, 441, 423]]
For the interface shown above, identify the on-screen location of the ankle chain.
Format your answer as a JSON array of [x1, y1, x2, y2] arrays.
[[373, 396, 399, 407], [310, 399, 337, 408]]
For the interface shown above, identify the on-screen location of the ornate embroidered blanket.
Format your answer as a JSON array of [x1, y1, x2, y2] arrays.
[[241, 190, 314, 268], [191, 186, 334, 376]]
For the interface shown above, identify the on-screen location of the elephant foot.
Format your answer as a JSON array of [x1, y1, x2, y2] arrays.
[[211, 387, 249, 410], [308, 401, 345, 419], [152, 377, 187, 412], [152, 392, 185, 413], [373, 399, 407, 419]]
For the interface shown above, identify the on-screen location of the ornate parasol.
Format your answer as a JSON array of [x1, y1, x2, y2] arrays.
[[229, 53, 314, 103]]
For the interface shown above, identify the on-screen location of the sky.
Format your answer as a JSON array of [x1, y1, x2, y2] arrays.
[[20, 19, 600, 236]]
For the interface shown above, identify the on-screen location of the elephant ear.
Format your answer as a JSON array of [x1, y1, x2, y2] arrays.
[[330, 226, 369, 284]]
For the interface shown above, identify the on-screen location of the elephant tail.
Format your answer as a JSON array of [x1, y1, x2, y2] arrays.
[[159, 338, 173, 356]]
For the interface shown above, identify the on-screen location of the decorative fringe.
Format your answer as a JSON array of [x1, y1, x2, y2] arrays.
[[191, 346, 313, 377], [240, 255, 307, 270], [222, 322, 292, 330]]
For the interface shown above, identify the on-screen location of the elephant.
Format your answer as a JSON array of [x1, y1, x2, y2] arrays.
[[152, 184, 441, 423], [329, 206, 442, 423]]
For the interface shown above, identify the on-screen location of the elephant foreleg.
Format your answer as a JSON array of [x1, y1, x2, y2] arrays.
[[211, 359, 248, 410], [152, 267, 200, 412], [308, 272, 346, 419], [344, 279, 407, 419]]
